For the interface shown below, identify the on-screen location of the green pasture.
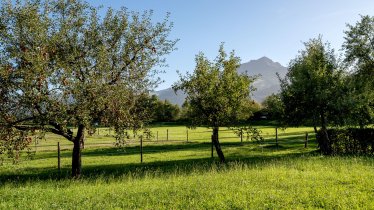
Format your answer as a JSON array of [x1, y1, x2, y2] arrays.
[[1, 125, 373, 209], [29, 125, 315, 151]]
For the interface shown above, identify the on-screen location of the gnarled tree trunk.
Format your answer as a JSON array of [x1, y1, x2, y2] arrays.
[[72, 125, 85, 178], [212, 126, 225, 163]]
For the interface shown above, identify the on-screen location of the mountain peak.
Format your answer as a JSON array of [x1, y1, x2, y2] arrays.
[[244, 56, 275, 65], [247, 56, 283, 69], [258, 56, 272, 62]]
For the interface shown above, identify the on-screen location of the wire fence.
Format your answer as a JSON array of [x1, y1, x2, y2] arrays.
[[1, 127, 316, 165], [29, 128, 315, 150]]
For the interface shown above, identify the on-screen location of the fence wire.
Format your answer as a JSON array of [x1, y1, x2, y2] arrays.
[[0, 127, 316, 164]]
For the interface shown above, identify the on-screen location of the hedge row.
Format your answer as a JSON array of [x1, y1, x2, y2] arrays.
[[317, 128, 374, 155]]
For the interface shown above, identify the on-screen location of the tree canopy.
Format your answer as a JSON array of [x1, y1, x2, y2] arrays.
[[279, 37, 346, 133], [173, 44, 255, 162], [151, 97, 181, 122], [0, 0, 177, 177], [262, 93, 284, 122], [342, 15, 374, 127]]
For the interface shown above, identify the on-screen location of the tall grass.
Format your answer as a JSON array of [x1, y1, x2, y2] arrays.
[[1, 125, 373, 209]]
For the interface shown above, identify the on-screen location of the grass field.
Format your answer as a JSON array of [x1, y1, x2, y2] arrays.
[[1, 125, 373, 209]]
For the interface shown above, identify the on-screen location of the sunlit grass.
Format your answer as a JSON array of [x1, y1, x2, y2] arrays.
[[1, 125, 373, 209], [30, 125, 316, 151]]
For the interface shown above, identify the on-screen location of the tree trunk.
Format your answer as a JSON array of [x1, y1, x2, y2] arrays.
[[312, 115, 318, 134], [72, 125, 85, 178], [313, 126, 318, 134], [212, 126, 225, 163], [320, 110, 327, 131], [320, 110, 331, 154], [359, 122, 364, 129], [81, 130, 85, 149]]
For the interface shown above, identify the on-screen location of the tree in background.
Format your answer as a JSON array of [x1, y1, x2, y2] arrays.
[[0, 0, 177, 177], [262, 93, 284, 122], [153, 99, 181, 122], [243, 100, 262, 120], [279, 37, 345, 135], [178, 101, 192, 123], [343, 15, 374, 127], [144, 95, 180, 123], [173, 44, 255, 162]]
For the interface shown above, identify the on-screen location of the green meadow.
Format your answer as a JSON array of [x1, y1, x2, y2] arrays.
[[1, 125, 373, 209]]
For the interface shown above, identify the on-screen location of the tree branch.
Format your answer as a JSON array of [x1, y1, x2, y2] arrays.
[[49, 121, 74, 141], [108, 44, 145, 85], [8, 116, 36, 126], [12, 123, 74, 142]]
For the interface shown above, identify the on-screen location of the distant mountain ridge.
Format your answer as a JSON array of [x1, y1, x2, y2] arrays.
[[155, 57, 287, 106]]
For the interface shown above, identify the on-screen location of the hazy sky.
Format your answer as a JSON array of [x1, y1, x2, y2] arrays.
[[89, 0, 374, 90]]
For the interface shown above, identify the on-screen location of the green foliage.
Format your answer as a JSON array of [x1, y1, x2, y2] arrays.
[[317, 128, 374, 155], [142, 128, 154, 140], [173, 44, 256, 161], [173, 44, 255, 128], [279, 36, 346, 130], [178, 101, 192, 123], [0, 128, 32, 163], [0, 0, 177, 174], [151, 97, 181, 122], [342, 15, 374, 127], [231, 126, 264, 142], [113, 130, 131, 149], [113, 127, 154, 149], [262, 93, 284, 121], [343, 15, 374, 80], [0, 0, 177, 136], [241, 100, 262, 121]]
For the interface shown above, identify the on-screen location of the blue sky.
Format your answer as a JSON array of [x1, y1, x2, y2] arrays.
[[89, 0, 374, 90]]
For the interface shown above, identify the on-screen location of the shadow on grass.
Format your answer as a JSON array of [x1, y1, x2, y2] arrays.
[[0, 138, 321, 185], [0, 152, 320, 186], [8, 133, 317, 160], [31, 140, 274, 159]]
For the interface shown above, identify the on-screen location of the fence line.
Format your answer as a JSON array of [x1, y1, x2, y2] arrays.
[[28, 129, 316, 152], [0, 129, 315, 165]]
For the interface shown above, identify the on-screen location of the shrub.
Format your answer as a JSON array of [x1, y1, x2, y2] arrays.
[[317, 128, 374, 155]]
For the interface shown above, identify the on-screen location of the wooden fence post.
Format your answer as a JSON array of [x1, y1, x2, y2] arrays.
[[157, 131, 159, 141], [35, 138, 37, 153], [240, 128, 243, 143], [57, 142, 61, 172], [186, 129, 189, 142], [305, 132, 308, 148], [167, 129, 169, 141], [275, 127, 279, 148], [211, 135, 214, 158], [140, 136, 143, 163]]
